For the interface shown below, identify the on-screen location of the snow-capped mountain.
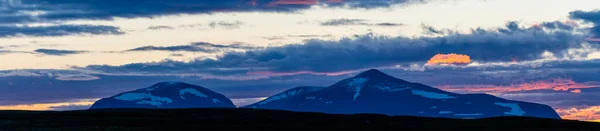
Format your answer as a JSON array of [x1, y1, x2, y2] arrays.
[[89, 82, 236, 109], [244, 86, 324, 109], [244, 69, 561, 119]]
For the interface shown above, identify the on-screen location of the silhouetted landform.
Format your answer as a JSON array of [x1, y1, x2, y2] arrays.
[[244, 69, 561, 119], [89, 69, 560, 119], [0, 108, 598, 131], [90, 82, 235, 109]]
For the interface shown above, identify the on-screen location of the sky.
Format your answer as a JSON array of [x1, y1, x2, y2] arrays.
[[1, 0, 600, 122]]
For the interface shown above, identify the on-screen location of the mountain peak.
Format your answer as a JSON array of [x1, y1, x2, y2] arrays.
[[355, 69, 390, 78], [352, 69, 411, 84]]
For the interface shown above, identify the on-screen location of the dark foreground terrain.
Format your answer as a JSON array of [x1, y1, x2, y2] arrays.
[[0, 108, 599, 131]]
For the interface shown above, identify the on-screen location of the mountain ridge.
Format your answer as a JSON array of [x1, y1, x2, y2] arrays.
[[245, 69, 561, 119]]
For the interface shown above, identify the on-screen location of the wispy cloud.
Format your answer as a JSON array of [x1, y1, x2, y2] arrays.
[[319, 18, 404, 27], [0, 25, 123, 38], [439, 78, 600, 94], [147, 25, 175, 30], [125, 42, 257, 53], [209, 21, 244, 29], [34, 49, 88, 56]]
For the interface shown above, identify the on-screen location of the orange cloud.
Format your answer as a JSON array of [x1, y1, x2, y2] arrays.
[[439, 78, 599, 94], [556, 106, 600, 122], [426, 53, 471, 65], [570, 89, 582, 94]]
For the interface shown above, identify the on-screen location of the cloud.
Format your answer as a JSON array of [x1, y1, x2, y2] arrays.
[[319, 18, 404, 27], [556, 105, 600, 121], [147, 25, 175, 30], [570, 10, 600, 38], [125, 42, 257, 52], [209, 21, 244, 29], [0, 25, 123, 38], [126, 45, 218, 53], [0, 0, 424, 25], [81, 21, 590, 77], [426, 53, 471, 65], [439, 78, 600, 94], [34, 49, 88, 56], [0, 70, 100, 81], [320, 18, 369, 26]]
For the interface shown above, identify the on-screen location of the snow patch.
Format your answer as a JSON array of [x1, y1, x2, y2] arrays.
[[179, 88, 208, 99], [348, 78, 368, 101], [431, 106, 437, 109], [114, 93, 172, 106], [212, 99, 222, 103], [258, 88, 307, 105], [494, 102, 526, 116], [145, 86, 160, 91], [411, 90, 456, 99]]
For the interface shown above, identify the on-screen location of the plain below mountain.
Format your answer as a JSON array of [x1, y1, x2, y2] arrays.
[[89, 82, 235, 109], [243, 69, 561, 119]]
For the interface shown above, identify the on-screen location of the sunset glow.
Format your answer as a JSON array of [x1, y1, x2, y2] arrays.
[[556, 106, 600, 122], [426, 54, 472, 65], [440, 78, 599, 94]]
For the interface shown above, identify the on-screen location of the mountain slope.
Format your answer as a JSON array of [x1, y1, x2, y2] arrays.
[[244, 69, 561, 119], [89, 82, 235, 109]]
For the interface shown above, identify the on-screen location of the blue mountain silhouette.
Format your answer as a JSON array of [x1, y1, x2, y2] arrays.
[[90, 82, 235, 109], [243, 69, 561, 119]]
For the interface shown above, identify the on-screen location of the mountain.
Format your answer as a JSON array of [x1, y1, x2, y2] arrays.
[[243, 69, 561, 119], [89, 82, 236, 109], [244, 86, 324, 109]]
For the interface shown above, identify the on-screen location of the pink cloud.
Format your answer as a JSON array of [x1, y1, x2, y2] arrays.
[[439, 78, 600, 94], [556, 105, 600, 122]]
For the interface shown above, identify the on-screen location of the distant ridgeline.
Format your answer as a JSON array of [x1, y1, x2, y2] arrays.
[[90, 69, 561, 119]]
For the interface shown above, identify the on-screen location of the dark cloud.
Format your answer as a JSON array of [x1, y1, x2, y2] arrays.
[[320, 19, 403, 27], [0, 25, 123, 38], [147, 26, 175, 30], [126, 42, 257, 52], [82, 21, 588, 75], [34, 49, 87, 56], [0, 0, 423, 25], [569, 10, 600, 38], [421, 24, 455, 35], [209, 21, 244, 29], [540, 21, 576, 31]]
